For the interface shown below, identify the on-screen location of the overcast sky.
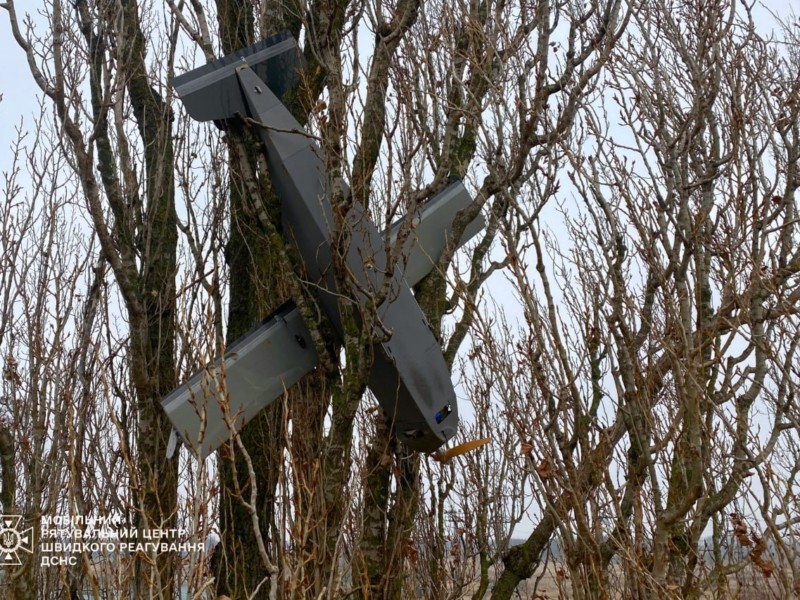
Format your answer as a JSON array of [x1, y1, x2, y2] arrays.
[[2, 2, 793, 180]]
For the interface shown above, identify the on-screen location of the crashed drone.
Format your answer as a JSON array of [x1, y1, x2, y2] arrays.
[[163, 32, 485, 459]]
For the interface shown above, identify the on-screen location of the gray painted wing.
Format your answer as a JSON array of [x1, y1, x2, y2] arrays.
[[162, 302, 316, 459], [162, 184, 482, 458], [389, 180, 486, 287]]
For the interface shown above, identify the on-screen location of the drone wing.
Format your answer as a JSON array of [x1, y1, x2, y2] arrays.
[[163, 302, 316, 459]]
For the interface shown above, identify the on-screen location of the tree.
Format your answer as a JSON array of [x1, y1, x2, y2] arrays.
[[2, 0, 797, 599], [488, 2, 800, 598], [5, 0, 179, 595]]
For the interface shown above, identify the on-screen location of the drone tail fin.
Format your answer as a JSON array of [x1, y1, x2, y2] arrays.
[[172, 30, 303, 122]]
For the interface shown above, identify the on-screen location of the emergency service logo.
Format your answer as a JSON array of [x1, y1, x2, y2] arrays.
[[0, 515, 33, 565]]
